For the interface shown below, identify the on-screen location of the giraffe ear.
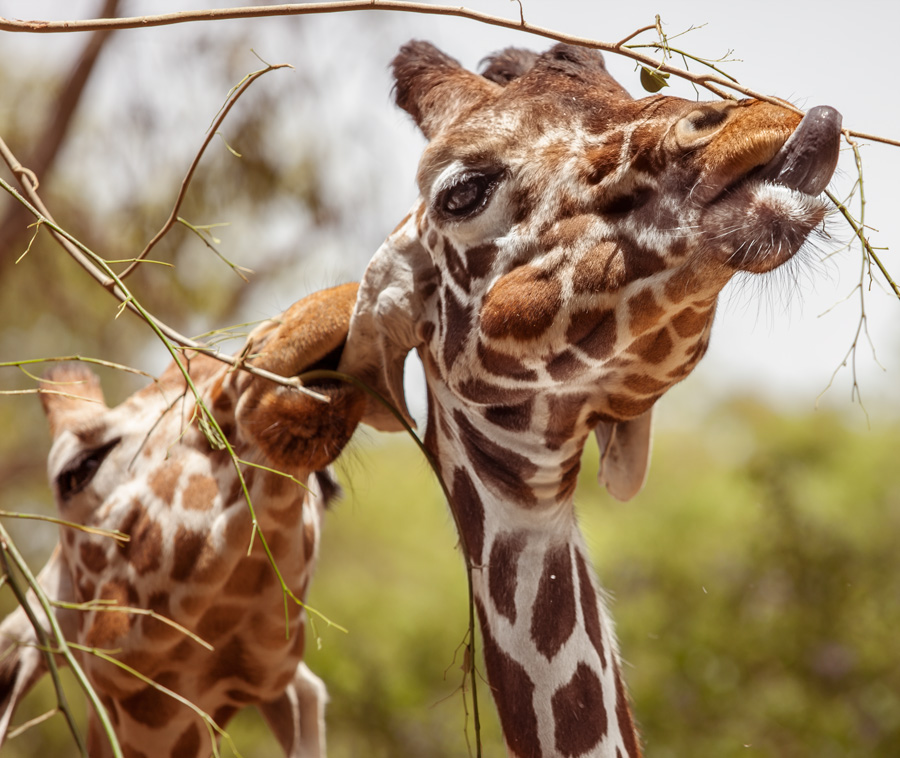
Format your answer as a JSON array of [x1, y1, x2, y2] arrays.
[[594, 410, 653, 501], [393, 40, 501, 138], [40, 364, 108, 439], [339, 233, 434, 432]]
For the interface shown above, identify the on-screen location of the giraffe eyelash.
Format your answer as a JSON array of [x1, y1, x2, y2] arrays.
[[56, 437, 120, 500], [433, 168, 506, 221]]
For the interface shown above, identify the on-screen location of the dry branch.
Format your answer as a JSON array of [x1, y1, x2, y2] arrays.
[[0, 0, 120, 263]]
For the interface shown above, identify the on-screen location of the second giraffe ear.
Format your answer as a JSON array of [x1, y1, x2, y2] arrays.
[[393, 40, 501, 139], [594, 410, 653, 501], [338, 233, 435, 432]]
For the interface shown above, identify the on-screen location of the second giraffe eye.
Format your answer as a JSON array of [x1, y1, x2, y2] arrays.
[[57, 438, 120, 501], [437, 170, 504, 219]]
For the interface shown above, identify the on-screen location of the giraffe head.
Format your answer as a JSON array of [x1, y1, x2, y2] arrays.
[[342, 41, 841, 499], [0, 284, 363, 757]]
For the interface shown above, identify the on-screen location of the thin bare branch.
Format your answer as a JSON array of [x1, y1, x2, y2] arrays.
[[0, 3, 897, 146], [118, 61, 291, 280], [0, 0, 120, 263], [0, 137, 330, 403]]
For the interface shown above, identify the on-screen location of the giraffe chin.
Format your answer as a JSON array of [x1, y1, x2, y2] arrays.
[[702, 177, 830, 274]]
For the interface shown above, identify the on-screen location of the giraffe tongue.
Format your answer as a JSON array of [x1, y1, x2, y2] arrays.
[[757, 105, 842, 195]]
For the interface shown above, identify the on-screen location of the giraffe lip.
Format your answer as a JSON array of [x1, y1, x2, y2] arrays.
[[755, 105, 842, 195]]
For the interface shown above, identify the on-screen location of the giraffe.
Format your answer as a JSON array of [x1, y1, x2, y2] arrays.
[[0, 283, 364, 758], [339, 42, 842, 757]]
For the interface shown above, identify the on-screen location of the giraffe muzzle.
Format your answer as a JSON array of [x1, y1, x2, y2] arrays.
[[757, 105, 842, 195]]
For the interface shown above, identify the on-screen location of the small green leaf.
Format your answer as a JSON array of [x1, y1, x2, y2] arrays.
[[640, 66, 670, 93]]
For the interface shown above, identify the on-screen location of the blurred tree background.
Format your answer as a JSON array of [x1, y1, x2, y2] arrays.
[[1, 3, 899, 758]]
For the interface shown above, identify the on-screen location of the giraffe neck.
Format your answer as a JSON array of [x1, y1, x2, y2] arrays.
[[424, 386, 641, 758]]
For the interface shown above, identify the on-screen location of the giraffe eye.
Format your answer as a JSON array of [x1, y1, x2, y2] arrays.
[[57, 438, 120, 500], [437, 170, 504, 219]]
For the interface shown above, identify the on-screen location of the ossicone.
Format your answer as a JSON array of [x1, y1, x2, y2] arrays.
[[391, 40, 501, 139]]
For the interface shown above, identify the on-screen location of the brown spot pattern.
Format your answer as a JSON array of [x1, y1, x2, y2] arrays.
[[442, 286, 472, 371], [183, 473, 218, 511], [119, 672, 181, 728], [458, 378, 530, 405], [223, 559, 272, 597], [85, 579, 134, 647], [149, 461, 183, 505], [530, 544, 576, 660], [551, 662, 608, 756], [79, 540, 108, 573], [488, 532, 526, 623], [171, 723, 201, 758], [541, 215, 591, 251], [451, 467, 486, 565], [583, 135, 625, 184], [545, 394, 587, 450], [465, 242, 498, 279], [477, 598, 541, 758], [567, 308, 617, 359], [477, 341, 538, 381], [556, 450, 583, 502], [213, 705, 238, 728], [483, 399, 535, 432], [546, 349, 588, 380], [142, 590, 176, 642], [621, 373, 668, 394], [663, 267, 706, 301], [575, 550, 607, 669], [481, 265, 562, 341], [572, 243, 625, 293], [455, 410, 537, 507], [170, 526, 205, 581], [118, 501, 162, 576], [226, 688, 257, 703], [627, 288, 665, 335], [203, 636, 263, 690], [262, 470, 288, 498], [607, 393, 657, 419], [445, 241, 470, 293], [423, 387, 440, 462], [629, 327, 673, 364], [671, 306, 710, 338], [620, 241, 667, 283]]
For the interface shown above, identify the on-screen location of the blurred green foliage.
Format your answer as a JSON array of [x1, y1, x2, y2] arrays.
[[7, 399, 898, 756], [316, 402, 900, 758]]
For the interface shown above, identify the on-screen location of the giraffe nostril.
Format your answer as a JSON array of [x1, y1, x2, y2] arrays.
[[687, 107, 729, 131]]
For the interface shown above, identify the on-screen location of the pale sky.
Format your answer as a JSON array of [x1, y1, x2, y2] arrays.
[[2, 0, 898, 424]]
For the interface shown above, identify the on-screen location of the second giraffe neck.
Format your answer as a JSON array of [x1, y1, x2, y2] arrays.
[[425, 390, 641, 758]]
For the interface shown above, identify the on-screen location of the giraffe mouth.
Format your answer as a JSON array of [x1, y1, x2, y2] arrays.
[[298, 341, 348, 393], [754, 105, 842, 195], [701, 105, 843, 273]]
